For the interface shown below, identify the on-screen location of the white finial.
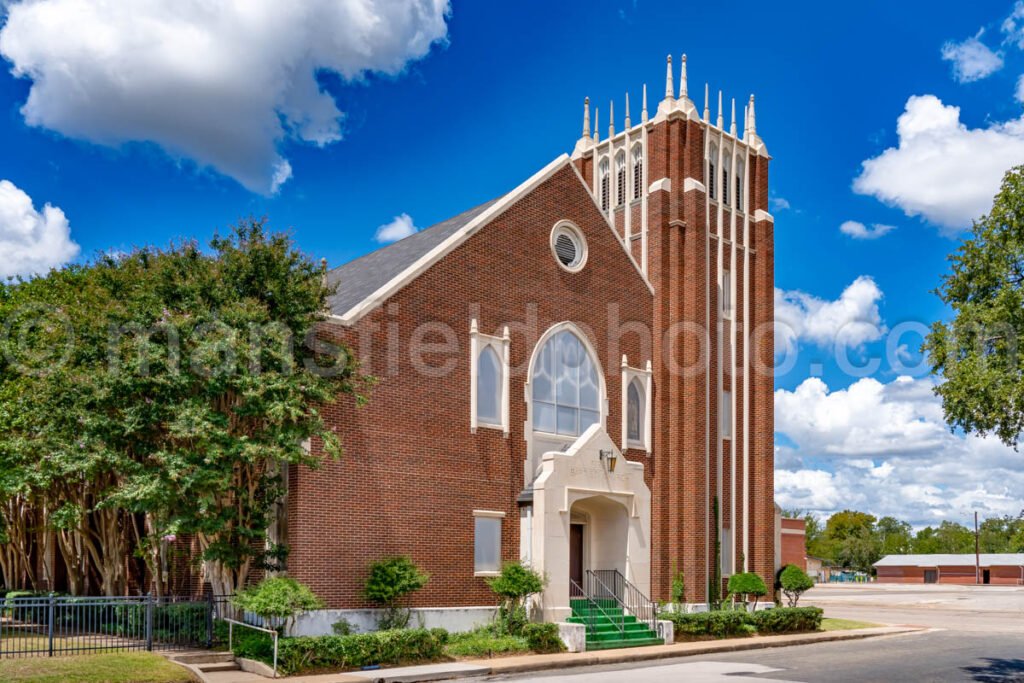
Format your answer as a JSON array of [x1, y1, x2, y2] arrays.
[[594, 107, 600, 142], [717, 90, 723, 129], [730, 98, 736, 136], [664, 54, 674, 100], [625, 92, 631, 128], [679, 54, 688, 99], [743, 104, 749, 142], [703, 83, 709, 121], [642, 84, 648, 122], [582, 97, 590, 138], [609, 100, 614, 137], [748, 94, 757, 137]]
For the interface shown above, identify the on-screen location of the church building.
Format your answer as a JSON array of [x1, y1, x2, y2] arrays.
[[286, 55, 776, 633]]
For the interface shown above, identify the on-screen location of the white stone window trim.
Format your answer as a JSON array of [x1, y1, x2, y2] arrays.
[[473, 510, 506, 577], [470, 319, 511, 436], [721, 268, 733, 320], [620, 356, 653, 454], [550, 220, 588, 273]]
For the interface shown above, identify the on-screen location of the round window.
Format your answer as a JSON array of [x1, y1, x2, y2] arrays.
[[550, 223, 587, 272]]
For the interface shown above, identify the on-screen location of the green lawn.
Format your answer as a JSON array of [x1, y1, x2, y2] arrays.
[[0, 652, 195, 683], [820, 617, 881, 631]]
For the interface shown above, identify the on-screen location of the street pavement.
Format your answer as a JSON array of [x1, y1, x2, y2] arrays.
[[477, 584, 1024, 682]]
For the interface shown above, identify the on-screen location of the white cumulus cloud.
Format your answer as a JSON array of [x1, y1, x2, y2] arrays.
[[774, 276, 886, 356], [1002, 1, 1024, 48], [839, 220, 896, 240], [940, 29, 1003, 82], [0, 0, 451, 194], [0, 179, 79, 278], [775, 375, 1024, 527], [853, 95, 1024, 234], [374, 213, 418, 243]]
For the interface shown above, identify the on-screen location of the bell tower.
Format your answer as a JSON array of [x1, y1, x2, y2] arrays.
[[570, 54, 776, 603]]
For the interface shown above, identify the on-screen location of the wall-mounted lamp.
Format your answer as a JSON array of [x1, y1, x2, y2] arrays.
[[599, 449, 618, 472]]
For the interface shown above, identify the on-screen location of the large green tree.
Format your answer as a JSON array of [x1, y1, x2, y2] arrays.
[[925, 165, 1024, 446], [0, 220, 369, 596]]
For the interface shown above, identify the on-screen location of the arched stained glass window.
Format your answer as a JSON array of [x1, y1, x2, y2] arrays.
[[532, 330, 601, 437]]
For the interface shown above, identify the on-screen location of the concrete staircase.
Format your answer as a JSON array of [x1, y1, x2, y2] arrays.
[[168, 651, 240, 675], [567, 599, 663, 651]]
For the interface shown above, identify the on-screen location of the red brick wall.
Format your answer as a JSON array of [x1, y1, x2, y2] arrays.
[[288, 164, 654, 609], [780, 518, 806, 571]]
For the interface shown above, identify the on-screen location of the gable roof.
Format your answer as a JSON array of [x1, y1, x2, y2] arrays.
[[325, 197, 502, 318], [874, 553, 1024, 567], [325, 153, 652, 325]]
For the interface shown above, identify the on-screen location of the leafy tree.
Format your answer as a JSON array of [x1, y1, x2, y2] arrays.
[[925, 165, 1024, 446], [979, 514, 1024, 553], [834, 526, 881, 573], [363, 556, 430, 630], [875, 516, 913, 556], [779, 565, 814, 607], [913, 521, 974, 554], [486, 562, 546, 635], [232, 577, 324, 634], [726, 572, 767, 610]]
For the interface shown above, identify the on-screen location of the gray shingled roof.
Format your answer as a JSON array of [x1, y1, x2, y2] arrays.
[[326, 196, 503, 317], [874, 553, 1024, 567]]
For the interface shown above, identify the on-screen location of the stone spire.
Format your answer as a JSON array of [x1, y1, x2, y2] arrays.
[[664, 54, 674, 100], [717, 90, 723, 129], [624, 92, 631, 128], [679, 54, 688, 99], [642, 84, 648, 123], [582, 97, 590, 138], [730, 98, 736, 137], [594, 107, 600, 143], [703, 83, 709, 122], [609, 100, 615, 137], [748, 94, 757, 137]]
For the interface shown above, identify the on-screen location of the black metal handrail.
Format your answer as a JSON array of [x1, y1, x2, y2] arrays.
[[570, 577, 624, 639], [589, 569, 658, 633]]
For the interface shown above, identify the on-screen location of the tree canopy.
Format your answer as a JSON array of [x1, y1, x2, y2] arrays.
[[0, 219, 369, 596], [924, 165, 1024, 446]]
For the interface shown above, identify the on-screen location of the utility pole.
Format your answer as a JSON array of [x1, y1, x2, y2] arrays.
[[975, 511, 980, 585]]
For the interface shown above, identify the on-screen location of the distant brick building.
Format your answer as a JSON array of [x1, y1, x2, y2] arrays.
[[777, 512, 807, 571], [284, 55, 777, 631], [875, 554, 1024, 585]]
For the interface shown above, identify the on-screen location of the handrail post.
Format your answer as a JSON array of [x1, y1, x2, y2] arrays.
[[273, 631, 279, 678]]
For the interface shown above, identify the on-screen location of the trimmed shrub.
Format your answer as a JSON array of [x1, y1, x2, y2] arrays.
[[445, 626, 529, 658], [727, 572, 768, 610], [659, 610, 755, 639], [363, 556, 430, 630], [274, 628, 448, 675], [780, 565, 814, 607], [232, 577, 324, 633], [486, 562, 546, 636], [523, 622, 565, 654], [752, 607, 823, 634]]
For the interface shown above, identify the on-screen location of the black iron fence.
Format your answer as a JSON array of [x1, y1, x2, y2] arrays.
[[0, 594, 214, 658]]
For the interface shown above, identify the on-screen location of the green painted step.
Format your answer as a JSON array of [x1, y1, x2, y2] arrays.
[[569, 600, 663, 650]]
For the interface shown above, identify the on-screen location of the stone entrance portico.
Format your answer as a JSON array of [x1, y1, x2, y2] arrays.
[[528, 424, 652, 623]]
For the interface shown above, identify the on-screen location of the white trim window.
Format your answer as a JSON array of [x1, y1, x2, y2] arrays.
[[735, 157, 745, 212], [722, 154, 731, 207], [532, 329, 601, 437], [473, 510, 504, 576], [615, 150, 626, 207], [620, 357, 653, 453], [599, 157, 611, 212], [470, 320, 510, 435], [721, 389, 733, 439], [631, 144, 643, 201], [708, 143, 718, 201]]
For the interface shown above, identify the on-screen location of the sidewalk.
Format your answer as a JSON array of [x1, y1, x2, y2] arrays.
[[192, 625, 923, 683]]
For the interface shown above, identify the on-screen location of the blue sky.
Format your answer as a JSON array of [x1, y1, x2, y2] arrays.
[[1, 0, 1023, 527]]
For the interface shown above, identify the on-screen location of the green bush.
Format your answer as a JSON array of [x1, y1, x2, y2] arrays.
[[445, 626, 529, 658], [273, 628, 448, 675], [752, 607, 823, 634], [486, 562, 546, 636], [727, 573, 768, 609], [659, 610, 755, 639], [670, 567, 686, 605], [3, 591, 48, 620], [232, 577, 324, 633], [780, 565, 814, 607], [523, 622, 565, 654], [363, 557, 430, 630]]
